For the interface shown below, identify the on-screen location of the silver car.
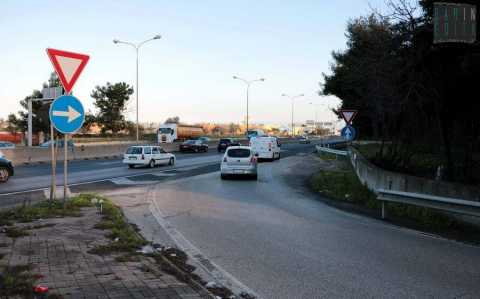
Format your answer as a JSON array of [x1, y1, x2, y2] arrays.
[[220, 146, 258, 180]]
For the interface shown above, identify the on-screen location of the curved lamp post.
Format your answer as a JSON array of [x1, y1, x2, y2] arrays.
[[233, 76, 265, 135], [282, 93, 304, 136], [113, 34, 161, 142]]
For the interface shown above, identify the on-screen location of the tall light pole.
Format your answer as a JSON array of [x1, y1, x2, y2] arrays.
[[309, 102, 319, 134], [113, 34, 161, 142], [282, 94, 304, 137], [233, 76, 265, 135]]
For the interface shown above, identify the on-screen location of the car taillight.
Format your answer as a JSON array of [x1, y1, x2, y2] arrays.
[[141, 154, 145, 160], [250, 156, 257, 163], [223, 157, 227, 162]]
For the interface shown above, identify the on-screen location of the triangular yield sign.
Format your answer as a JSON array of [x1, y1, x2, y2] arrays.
[[339, 109, 358, 125], [46, 48, 89, 94]]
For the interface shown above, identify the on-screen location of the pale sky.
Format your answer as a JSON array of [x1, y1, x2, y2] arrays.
[[0, 0, 388, 126]]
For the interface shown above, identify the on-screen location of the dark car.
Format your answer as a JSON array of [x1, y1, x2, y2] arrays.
[[217, 138, 240, 152], [179, 139, 209, 153], [0, 154, 14, 183]]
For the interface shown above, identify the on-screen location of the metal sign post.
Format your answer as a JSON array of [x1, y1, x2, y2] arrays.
[[50, 123, 56, 201], [46, 48, 89, 203], [49, 95, 85, 203], [64, 134, 68, 202]]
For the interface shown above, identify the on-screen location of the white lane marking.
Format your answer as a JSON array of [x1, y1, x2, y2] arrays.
[[152, 173, 176, 177], [0, 162, 219, 197], [98, 161, 121, 165], [148, 188, 262, 299], [110, 177, 157, 186]]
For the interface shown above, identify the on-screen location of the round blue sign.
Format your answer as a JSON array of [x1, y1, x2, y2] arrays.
[[49, 95, 85, 134], [341, 125, 356, 141]]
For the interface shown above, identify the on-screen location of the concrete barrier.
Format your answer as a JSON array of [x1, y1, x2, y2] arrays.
[[348, 147, 480, 202], [2, 136, 317, 165], [3, 141, 215, 165]]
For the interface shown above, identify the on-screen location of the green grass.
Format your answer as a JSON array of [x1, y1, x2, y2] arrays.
[[89, 199, 147, 255], [4, 226, 30, 238], [0, 264, 37, 298], [0, 194, 96, 224], [310, 167, 379, 209], [317, 151, 342, 161], [310, 164, 465, 231]]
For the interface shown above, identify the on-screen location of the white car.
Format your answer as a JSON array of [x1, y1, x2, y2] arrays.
[[221, 146, 258, 180], [123, 145, 175, 168], [249, 136, 281, 161]]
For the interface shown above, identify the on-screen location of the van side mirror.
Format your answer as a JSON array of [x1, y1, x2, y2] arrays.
[[255, 153, 259, 157]]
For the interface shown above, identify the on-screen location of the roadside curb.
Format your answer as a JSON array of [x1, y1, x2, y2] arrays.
[[147, 187, 261, 299]]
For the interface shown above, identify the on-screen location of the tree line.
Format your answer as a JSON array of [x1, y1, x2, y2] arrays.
[[321, 0, 479, 183], [7, 73, 136, 137]]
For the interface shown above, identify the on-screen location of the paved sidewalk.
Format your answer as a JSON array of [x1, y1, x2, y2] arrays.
[[0, 207, 204, 299]]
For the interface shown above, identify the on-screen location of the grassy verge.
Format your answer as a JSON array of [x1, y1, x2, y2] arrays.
[[88, 198, 147, 255], [0, 194, 95, 226], [0, 264, 37, 298], [310, 158, 477, 235], [310, 162, 380, 210], [317, 151, 341, 161]]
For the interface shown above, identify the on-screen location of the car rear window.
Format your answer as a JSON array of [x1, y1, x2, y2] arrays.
[[126, 147, 142, 154], [220, 139, 230, 143], [227, 148, 251, 158]]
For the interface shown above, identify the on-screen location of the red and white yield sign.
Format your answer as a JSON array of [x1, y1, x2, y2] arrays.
[[339, 109, 358, 125], [46, 48, 90, 94]]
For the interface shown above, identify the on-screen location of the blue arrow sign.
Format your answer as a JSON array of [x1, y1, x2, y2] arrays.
[[341, 125, 356, 141], [49, 95, 85, 134]]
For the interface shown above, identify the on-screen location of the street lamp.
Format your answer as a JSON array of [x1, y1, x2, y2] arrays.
[[282, 94, 304, 136], [309, 102, 319, 135], [233, 76, 265, 135], [113, 34, 162, 142]]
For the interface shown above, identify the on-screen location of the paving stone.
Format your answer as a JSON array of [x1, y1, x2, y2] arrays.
[[0, 206, 202, 299]]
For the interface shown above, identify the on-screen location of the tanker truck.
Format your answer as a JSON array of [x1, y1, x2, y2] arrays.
[[157, 124, 204, 143]]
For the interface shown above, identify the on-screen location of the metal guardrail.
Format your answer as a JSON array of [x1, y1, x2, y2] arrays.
[[315, 145, 349, 156], [377, 189, 480, 219]]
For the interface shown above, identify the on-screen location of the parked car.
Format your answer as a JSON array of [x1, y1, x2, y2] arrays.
[[123, 145, 175, 168], [39, 140, 74, 148], [299, 136, 311, 144], [0, 141, 15, 149], [0, 151, 14, 182], [179, 139, 209, 153], [249, 136, 281, 161], [217, 138, 241, 153], [220, 146, 258, 180]]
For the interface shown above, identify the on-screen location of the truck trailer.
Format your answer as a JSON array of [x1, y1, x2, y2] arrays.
[[157, 124, 204, 143]]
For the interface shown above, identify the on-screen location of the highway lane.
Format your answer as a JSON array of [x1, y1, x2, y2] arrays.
[[0, 142, 318, 195], [144, 154, 480, 299]]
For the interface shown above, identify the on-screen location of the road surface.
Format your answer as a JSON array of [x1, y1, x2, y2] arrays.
[[136, 153, 480, 299], [0, 142, 317, 195]]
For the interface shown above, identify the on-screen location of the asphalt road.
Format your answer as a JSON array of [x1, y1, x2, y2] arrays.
[[0, 142, 318, 195], [144, 153, 480, 299]]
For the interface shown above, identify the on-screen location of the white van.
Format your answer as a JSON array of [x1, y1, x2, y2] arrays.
[[123, 146, 176, 168], [249, 136, 281, 161]]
